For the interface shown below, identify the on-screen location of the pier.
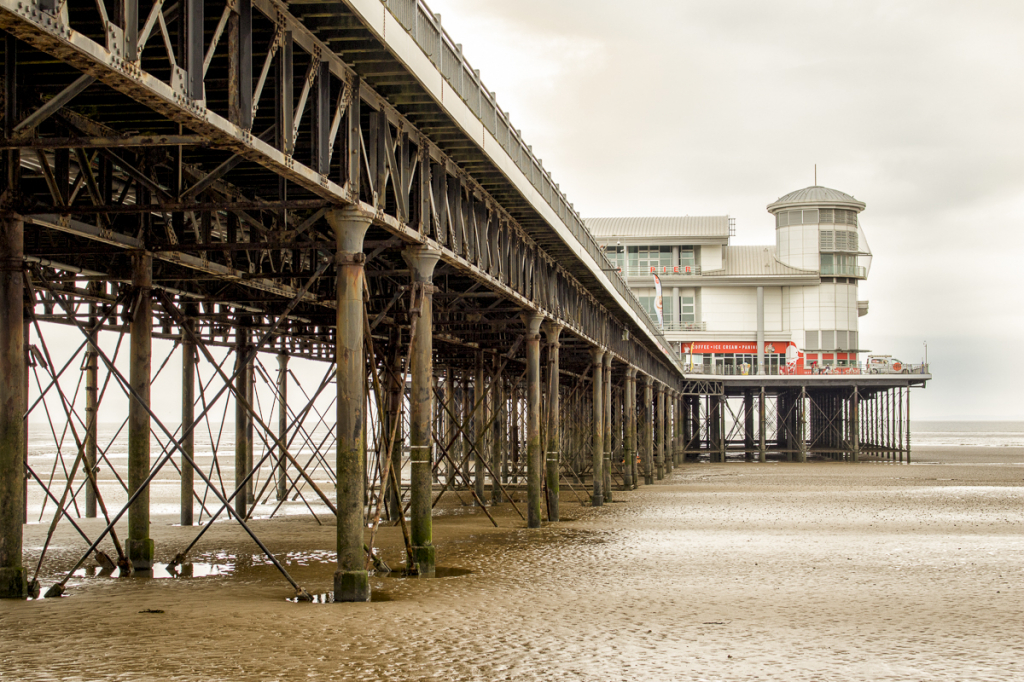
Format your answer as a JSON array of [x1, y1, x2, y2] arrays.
[[0, 0, 930, 602]]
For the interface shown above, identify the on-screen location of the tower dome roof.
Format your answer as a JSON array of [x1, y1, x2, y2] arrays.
[[767, 186, 866, 213]]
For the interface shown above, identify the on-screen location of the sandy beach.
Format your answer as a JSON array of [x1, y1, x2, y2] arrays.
[[2, 446, 1021, 681]]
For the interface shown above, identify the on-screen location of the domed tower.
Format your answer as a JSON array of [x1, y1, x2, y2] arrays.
[[768, 186, 866, 271], [767, 185, 871, 368]]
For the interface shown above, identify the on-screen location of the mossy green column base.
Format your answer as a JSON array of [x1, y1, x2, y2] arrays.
[[412, 544, 435, 576], [333, 570, 369, 602], [126, 538, 154, 571], [0, 567, 27, 598]]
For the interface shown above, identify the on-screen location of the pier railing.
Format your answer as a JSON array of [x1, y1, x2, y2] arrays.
[[380, 0, 669, 355], [684, 362, 931, 376]]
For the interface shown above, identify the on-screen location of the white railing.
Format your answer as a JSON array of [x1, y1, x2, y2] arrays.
[[821, 264, 866, 278], [380, 0, 670, 354], [613, 265, 701, 278], [659, 322, 706, 332]]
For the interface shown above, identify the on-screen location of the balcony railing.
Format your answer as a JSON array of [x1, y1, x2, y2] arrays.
[[624, 265, 701, 278], [820, 264, 866, 278], [380, 0, 672, 357], [659, 321, 707, 332]]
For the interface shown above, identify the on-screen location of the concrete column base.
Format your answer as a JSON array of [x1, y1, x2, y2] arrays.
[[126, 538, 154, 571], [645, 475, 653, 485], [0, 567, 27, 598], [656, 467, 664, 480], [592, 493, 603, 507], [333, 569, 370, 602], [412, 544, 435, 576]]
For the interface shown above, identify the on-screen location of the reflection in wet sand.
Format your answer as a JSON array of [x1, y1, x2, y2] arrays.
[[7, 448, 1023, 681]]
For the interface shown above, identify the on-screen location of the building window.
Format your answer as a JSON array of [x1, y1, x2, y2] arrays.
[[837, 209, 858, 226], [820, 230, 834, 250], [639, 295, 673, 324], [632, 245, 672, 273], [603, 245, 625, 270], [680, 246, 695, 267], [681, 296, 695, 322]]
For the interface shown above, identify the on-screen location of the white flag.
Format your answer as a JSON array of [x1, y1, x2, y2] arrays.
[[653, 273, 664, 327]]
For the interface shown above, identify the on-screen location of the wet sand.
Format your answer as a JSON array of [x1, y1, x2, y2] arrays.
[[3, 446, 1022, 681]]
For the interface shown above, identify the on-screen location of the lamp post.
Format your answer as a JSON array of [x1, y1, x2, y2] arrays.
[[923, 340, 928, 370]]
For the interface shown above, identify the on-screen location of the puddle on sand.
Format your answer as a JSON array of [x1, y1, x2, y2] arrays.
[[72, 562, 231, 580]]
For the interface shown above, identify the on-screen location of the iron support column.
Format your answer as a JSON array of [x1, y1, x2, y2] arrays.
[[603, 352, 613, 501], [180, 312, 196, 526], [234, 323, 251, 518], [643, 376, 654, 485], [798, 386, 808, 463], [543, 322, 562, 520], [589, 349, 605, 506], [681, 393, 691, 462], [664, 392, 672, 473], [492, 356, 504, 505], [524, 314, 544, 526], [402, 245, 441, 574], [851, 386, 860, 463], [387, 333, 404, 518], [744, 389, 754, 462], [330, 209, 371, 600], [656, 386, 665, 480], [474, 350, 486, 504], [0, 212, 26, 597], [128, 251, 154, 570], [276, 353, 289, 501], [758, 387, 767, 462], [84, 301, 99, 518], [624, 368, 636, 489], [245, 355, 254, 503]]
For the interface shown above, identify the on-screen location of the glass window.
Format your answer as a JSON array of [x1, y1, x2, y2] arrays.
[[679, 246, 695, 267], [639, 296, 654, 317], [820, 230, 834, 250], [681, 296, 695, 322], [635, 246, 672, 273], [603, 245, 625, 270]]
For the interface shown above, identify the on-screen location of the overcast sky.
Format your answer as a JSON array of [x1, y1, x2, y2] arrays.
[[418, 0, 1023, 420], [35, 1, 1022, 428]]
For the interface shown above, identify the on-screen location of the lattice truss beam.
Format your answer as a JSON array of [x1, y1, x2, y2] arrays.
[[0, 0, 682, 387]]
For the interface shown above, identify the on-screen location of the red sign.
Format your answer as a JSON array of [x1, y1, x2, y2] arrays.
[[681, 341, 796, 354], [650, 266, 695, 274]]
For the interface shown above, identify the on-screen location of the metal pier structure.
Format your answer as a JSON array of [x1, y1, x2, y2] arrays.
[[0, 0, 929, 601], [680, 374, 930, 464]]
